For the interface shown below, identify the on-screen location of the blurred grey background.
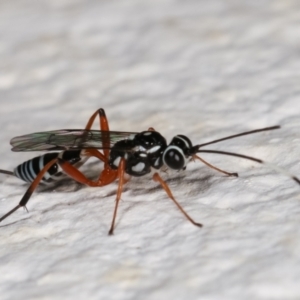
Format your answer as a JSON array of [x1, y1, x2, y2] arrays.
[[0, 1, 300, 299]]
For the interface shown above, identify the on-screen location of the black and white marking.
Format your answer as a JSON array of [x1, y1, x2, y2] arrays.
[[7, 125, 294, 188], [11, 131, 195, 183], [14, 150, 82, 183], [108, 131, 193, 176]]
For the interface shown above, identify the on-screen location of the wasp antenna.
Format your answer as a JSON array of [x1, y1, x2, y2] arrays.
[[197, 149, 300, 186], [196, 126, 280, 148], [0, 169, 15, 176]]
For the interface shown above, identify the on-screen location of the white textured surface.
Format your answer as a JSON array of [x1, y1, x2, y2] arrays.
[[0, 1, 300, 299]]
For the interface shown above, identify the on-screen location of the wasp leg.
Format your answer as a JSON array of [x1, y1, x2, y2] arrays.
[[0, 158, 58, 223], [108, 158, 126, 235], [84, 108, 109, 131], [147, 127, 156, 131], [152, 172, 203, 228], [57, 158, 118, 186], [58, 157, 126, 235], [0, 169, 14, 176], [0, 156, 119, 223], [84, 108, 111, 163], [83, 148, 107, 163], [77, 149, 119, 186], [193, 155, 238, 177]]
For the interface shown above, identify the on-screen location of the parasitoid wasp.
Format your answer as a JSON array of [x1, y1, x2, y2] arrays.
[[0, 108, 299, 235]]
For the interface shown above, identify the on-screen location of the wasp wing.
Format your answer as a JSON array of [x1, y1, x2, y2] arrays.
[[10, 129, 137, 152]]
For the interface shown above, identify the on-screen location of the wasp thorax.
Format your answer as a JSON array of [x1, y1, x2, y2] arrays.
[[137, 131, 167, 149]]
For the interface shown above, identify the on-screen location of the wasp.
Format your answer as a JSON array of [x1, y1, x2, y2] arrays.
[[0, 108, 299, 234]]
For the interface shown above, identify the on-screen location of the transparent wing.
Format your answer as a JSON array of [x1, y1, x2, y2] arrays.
[[10, 129, 137, 152]]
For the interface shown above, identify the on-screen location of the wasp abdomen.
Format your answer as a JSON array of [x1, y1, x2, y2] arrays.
[[14, 151, 81, 183]]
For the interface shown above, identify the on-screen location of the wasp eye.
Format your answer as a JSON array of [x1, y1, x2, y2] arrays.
[[163, 146, 186, 170]]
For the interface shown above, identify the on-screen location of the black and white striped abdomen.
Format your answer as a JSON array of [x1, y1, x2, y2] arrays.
[[14, 151, 82, 184]]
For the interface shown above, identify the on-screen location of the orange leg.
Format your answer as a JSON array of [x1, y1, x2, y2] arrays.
[[58, 158, 127, 235], [152, 172, 202, 228], [0, 109, 116, 223], [58, 158, 118, 187], [108, 158, 126, 235], [83, 148, 106, 163], [84, 108, 109, 131], [0, 158, 58, 222], [193, 155, 238, 177], [0, 157, 119, 223], [82, 109, 115, 181], [84, 108, 110, 162], [59, 157, 127, 235]]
